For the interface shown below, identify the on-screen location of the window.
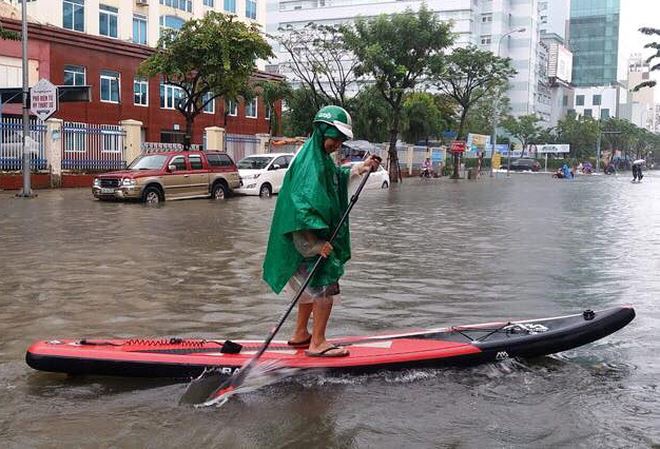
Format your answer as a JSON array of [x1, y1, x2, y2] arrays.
[[133, 14, 147, 45], [226, 99, 237, 116], [189, 154, 203, 170], [576, 95, 585, 106], [272, 156, 289, 169], [102, 131, 121, 153], [481, 14, 492, 23], [583, 109, 592, 118], [100, 70, 120, 103], [159, 0, 192, 12], [246, 0, 256, 19], [99, 5, 118, 38], [63, 0, 84, 32], [562, 95, 568, 106], [207, 153, 233, 167], [224, 0, 236, 13], [592, 94, 601, 106], [160, 15, 185, 35], [169, 155, 187, 170], [203, 0, 214, 6], [480, 35, 491, 45], [265, 104, 271, 120], [245, 98, 257, 118], [202, 92, 215, 114], [134, 78, 148, 106], [600, 108, 610, 120], [63, 65, 85, 86], [160, 82, 184, 109], [65, 126, 86, 153]]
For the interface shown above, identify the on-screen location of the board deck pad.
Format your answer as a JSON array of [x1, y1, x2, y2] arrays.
[[26, 306, 635, 380]]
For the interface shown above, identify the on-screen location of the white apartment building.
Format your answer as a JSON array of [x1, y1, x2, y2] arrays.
[[268, 0, 570, 123], [541, 31, 573, 127], [3, 0, 266, 48]]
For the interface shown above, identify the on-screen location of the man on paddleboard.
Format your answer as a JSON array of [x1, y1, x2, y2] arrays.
[[262, 105, 380, 358]]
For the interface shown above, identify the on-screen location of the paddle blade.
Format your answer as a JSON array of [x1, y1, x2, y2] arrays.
[[178, 368, 234, 406]]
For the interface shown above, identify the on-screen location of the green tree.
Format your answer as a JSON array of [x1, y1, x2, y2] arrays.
[[274, 23, 361, 111], [281, 87, 318, 137], [351, 85, 392, 143], [257, 80, 293, 137], [342, 6, 453, 182], [139, 12, 273, 149], [634, 27, 659, 91], [463, 90, 510, 137], [501, 114, 542, 158], [401, 92, 444, 144], [555, 113, 600, 159], [433, 46, 515, 178]]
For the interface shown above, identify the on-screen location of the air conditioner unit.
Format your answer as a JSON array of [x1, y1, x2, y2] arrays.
[[136, 0, 148, 6]]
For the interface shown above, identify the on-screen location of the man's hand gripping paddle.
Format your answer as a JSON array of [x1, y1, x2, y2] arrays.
[[180, 156, 381, 407]]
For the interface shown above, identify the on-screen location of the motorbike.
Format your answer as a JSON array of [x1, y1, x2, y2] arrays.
[[420, 167, 433, 178]]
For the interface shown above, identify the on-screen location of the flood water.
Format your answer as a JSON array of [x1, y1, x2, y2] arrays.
[[1, 172, 659, 448]]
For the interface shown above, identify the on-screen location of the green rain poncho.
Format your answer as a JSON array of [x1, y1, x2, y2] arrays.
[[262, 125, 351, 294]]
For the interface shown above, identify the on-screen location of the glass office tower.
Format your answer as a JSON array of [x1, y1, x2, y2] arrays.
[[569, 0, 620, 86]]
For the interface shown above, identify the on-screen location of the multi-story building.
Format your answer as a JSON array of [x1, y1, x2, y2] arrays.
[[541, 31, 573, 127], [568, 0, 620, 87], [619, 54, 655, 131], [0, 0, 277, 145], [268, 0, 569, 126]]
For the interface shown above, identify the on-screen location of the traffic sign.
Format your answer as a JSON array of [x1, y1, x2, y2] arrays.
[[450, 140, 466, 153], [30, 78, 58, 121]]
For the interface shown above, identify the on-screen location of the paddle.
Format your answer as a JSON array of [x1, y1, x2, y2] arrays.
[[180, 157, 380, 406]]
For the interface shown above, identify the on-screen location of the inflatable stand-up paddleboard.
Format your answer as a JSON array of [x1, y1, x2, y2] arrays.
[[26, 306, 634, 380]]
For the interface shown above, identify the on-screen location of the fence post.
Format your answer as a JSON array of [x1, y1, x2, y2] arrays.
[[205, 126, 225, 151], [120, 119, 143, 164], [45, 118, 63, 188], [255, 133, 270, 154], [407, 145, 414, 176]]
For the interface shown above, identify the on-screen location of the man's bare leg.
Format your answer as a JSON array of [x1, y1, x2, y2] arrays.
[[308, 300, 348, 356], [289, 302, 312, 343]]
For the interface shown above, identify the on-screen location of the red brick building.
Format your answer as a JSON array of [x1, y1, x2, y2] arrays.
[[0, 17, 282, 145]]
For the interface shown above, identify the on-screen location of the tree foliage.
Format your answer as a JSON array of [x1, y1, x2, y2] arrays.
[[257, 80, 293, 137], [273, 23, 360, 111], [351, 85, 392, 143], [555, 113, 600, 159], [433, 46, 515, 139], [633, 27, 660, 91], [138, 12, 273, 148], [501, 114, 542, 157], [400, 92, 445, 144], [342, 6, 453, 181], [281, 87, 318, 137], [0, 22, 20, 41]]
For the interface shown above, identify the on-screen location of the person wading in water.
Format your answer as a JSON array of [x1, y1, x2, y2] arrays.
[[262, 105, 380, 357]]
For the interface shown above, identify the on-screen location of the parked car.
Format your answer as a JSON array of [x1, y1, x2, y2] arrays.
[[343, 161, 390, 190], [234, 152, 295, 197], [92, 150, 240, 204], [508, 158, 541, 172]]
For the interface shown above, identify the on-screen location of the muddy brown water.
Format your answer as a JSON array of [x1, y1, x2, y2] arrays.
[[1, 172, 658, 448]]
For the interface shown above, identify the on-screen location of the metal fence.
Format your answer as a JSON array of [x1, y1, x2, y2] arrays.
[[62, 122, 126, 171], [225, 134, 259, 162], [0, 117, 47, 171]]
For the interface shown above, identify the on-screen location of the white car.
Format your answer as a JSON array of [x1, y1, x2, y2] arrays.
[[343, 161, 390, 191], [235, 153, 295, 197]]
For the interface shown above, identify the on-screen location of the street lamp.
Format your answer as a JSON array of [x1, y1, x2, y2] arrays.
[[490, 27, 526, 178]]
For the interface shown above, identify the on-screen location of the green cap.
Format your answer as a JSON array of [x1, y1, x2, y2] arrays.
[[313, 105, 353, 140]]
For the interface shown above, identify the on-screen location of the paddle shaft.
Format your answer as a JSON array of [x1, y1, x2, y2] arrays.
[[209, 167, 374, 399]]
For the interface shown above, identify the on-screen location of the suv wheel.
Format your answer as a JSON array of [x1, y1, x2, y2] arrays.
[[259, 183, 272, 198], [142, 186, 163, 204], [212, 182, 228, 200]]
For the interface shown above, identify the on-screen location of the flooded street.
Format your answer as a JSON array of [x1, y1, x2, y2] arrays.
[[1, 173, 659, 448]]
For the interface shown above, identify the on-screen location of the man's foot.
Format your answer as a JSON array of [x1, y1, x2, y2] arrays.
[[305, 345, 349, 357], [287, 335, 312, 348]]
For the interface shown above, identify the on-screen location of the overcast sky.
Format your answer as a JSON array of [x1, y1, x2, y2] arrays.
[[619, 0, 660, 88]]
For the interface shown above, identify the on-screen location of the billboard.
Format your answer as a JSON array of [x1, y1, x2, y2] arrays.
[[536, 144, 570, 154]]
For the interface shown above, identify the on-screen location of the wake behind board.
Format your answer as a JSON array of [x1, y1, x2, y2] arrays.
[[26, 306, 634, 380]]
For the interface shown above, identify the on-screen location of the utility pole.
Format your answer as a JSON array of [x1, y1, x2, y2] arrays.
[[17, 1, 34, 197], [489, 27, 525, 178]]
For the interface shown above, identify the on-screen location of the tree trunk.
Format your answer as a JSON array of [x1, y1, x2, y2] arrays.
[[388, 114, 402, 183], [452, 108, 469, 179], [184, 115, 194, 151]]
